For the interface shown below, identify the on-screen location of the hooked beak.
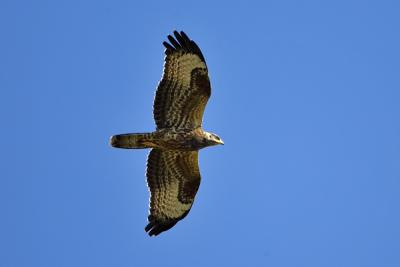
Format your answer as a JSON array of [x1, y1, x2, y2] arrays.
[[219, 139, 224, 145]]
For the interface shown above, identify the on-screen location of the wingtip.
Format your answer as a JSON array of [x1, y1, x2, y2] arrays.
[[163, 41, 174, 51], [144, 221, 156, 236], [144, 219, 178, 237], [180, 31, 189, 40], [144, 222, 153, 232]]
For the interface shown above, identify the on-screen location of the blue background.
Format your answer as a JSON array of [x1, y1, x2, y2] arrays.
[[1, 0, 400, 266]]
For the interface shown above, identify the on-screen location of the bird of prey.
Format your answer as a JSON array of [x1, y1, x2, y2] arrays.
[[110, 31, 223, 236]]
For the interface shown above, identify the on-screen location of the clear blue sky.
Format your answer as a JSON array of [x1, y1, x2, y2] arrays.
[[1, 0, 400, 266]]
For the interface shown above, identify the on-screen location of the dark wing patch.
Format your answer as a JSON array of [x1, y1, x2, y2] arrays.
[[145, 149, 201, 236], [154, 31, 211, 130]]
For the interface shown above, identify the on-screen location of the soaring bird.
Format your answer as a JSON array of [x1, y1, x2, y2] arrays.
[[110, 31, 223, 236]]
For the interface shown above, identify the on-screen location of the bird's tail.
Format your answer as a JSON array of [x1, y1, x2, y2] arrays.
[[110, 132, 155, 149]]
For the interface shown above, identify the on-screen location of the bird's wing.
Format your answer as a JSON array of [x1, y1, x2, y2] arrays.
[[145, 149, 201, 236], [153, 31, 211, 130]]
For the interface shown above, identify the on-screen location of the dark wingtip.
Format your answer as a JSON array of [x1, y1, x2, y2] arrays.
[[162, 30, 206, 64], [190, 40, 206, 62], [163, 41, 175, 53], [144, 218, 178, 237], [163, 41, 173, 49], [180, 31, 188, 37], [144, 222, 153, 232], [180, 31, 190, 44], [167, 34, 181, 50]]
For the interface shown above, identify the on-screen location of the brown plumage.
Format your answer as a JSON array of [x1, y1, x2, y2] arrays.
[[110, 31, 223, 236]]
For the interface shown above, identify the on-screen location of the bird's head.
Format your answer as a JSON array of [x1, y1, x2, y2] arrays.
[[204, 132, 224, 146]]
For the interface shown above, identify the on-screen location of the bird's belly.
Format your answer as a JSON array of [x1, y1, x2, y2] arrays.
[[154, 130, 203, 151]]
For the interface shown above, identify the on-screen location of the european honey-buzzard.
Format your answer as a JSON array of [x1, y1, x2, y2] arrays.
[[110, 31, 223, 236]]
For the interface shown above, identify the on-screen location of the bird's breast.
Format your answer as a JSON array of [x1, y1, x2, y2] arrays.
[[154, 129, 206, 151]]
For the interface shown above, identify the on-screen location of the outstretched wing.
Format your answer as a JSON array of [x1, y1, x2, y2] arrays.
[[153, 31, 211, 130], [145, 149, 201, 236]]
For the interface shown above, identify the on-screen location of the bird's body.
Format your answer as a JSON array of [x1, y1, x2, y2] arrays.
[[111, 127, 220, 151], [110, 31, 223, 236]]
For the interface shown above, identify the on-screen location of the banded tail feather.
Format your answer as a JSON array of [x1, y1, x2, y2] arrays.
[[110, 133, 154, 149]]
